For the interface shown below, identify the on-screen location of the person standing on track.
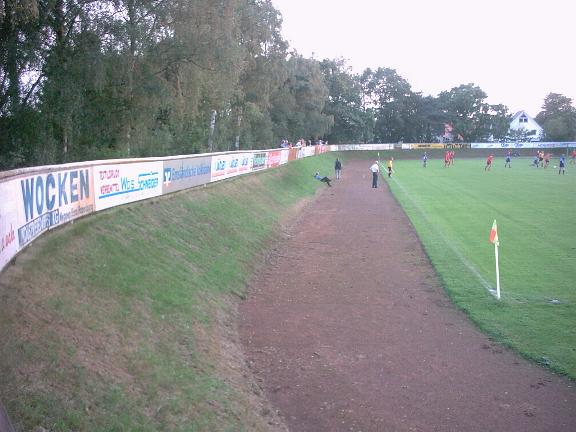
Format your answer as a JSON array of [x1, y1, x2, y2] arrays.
[[334, 158, 342, 179], [370, 161, 380, 188]]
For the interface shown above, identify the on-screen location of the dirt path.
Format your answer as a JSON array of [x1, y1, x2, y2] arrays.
[[239, 159, 576, 432]]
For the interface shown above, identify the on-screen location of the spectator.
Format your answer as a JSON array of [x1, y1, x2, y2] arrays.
[[314, 172, 332, 187], [334, 158, 342, 179]]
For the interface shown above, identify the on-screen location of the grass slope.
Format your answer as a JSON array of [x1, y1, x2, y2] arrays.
[[0, 155, 334, 431], [385, 156, 576, 378]]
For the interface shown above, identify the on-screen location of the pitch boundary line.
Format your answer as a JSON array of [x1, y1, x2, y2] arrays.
[[388, 174, 497, 298]]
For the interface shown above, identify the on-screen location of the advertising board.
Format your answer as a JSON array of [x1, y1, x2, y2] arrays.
[[280, 149, 290, 165], [252, 152, 267, 170], [162, 156, 212, 194], [0, 168, 96, 263], [94, 162, 162, 211], [267, 150, 282, 168], [332, 144, 394, 151], [0, 181, 19, 271], [210, 153, 252, 181], [301, 147, 315, 158], [410, 143, 445, 149], [18, 168, 94, 246]]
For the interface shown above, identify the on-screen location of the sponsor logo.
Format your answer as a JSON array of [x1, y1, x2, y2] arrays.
[[20, 169, 91, 222], [0, 214, 16, 254]]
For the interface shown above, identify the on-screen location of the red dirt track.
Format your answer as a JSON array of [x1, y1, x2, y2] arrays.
[[239, 160, 576, 432]]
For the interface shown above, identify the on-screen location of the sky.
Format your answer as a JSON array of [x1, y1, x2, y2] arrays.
[[271, 0, 576, 117]]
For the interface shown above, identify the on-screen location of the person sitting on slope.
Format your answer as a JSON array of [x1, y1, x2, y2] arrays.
[[314, 172, 332, 187]]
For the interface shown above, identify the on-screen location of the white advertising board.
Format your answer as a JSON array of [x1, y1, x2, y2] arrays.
[[301, 147, 316, 158], [1, 167, 95, 270], [210, 153, 252, 182], [280, 149, 290, 165], [332, 144, 394, 151], [0, 180, 20, 271], [94, 162, 162, 211]]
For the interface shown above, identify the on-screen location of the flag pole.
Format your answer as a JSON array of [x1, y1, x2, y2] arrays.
[[494, 241, 501, 300]]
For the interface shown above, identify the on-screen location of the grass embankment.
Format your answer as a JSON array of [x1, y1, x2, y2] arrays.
[[0, 155, 334, 431], [385, 156, 576, 378]]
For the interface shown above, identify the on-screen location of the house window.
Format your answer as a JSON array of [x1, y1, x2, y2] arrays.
[[528, 130, 536, 135], [519, 115, 528, 123]]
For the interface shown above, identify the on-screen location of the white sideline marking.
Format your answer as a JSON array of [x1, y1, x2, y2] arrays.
[[390, 176, 496, 297]]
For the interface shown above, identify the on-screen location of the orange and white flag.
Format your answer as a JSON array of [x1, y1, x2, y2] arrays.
[[489, 220, 499, 245]]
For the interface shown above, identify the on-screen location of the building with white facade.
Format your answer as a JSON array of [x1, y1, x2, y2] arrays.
[[509, 110, 543, 141]]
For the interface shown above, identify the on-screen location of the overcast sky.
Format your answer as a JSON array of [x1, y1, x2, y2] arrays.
[[271, 0, 575, 117]]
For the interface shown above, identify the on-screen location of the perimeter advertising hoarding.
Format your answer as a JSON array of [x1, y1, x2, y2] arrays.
[[410, 143, 446, 149], [0, 181, 19, 271], [0, 168, 95, 270], [267, 150, 282, 168], [280, 149, 290, 165], [252, 152, 267, 171], [301, 147, 315, 158], [94, 162, 162, 211], [472, 142, 576, 149], [162, 157, 212, 194], [332, 144, 394, 151], [288, 148, 299, 161], [211, 153, 252, 181]]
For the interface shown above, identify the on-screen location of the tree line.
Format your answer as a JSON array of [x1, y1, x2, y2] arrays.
[[1, 0, 575, 169]]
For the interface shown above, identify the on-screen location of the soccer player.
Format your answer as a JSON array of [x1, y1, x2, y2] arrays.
[[422, 152, 428, 168], [571, 149, 576, 164], [505, 150, 512, 168], [559, 156, 566, 175], [544, 153, 551, 168], [484, 154, 494, 171], [387, 157, 394, 177], [444, 151, 450, 168], [539, 150, 544, 167]]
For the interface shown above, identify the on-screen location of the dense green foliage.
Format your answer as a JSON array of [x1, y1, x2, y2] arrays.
[[386, 156, 576, 377], [1, 0, 575, 169], [0, 154, 336, 431]]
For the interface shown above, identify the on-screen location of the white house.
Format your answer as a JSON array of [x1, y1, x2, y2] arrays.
[[509, 110, 543, 141]]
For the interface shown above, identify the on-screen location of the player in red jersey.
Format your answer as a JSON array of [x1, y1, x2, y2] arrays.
[[484, 154, 494, 171]]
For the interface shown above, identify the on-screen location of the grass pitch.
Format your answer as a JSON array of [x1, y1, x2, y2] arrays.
[[386, 155, 576, 378]]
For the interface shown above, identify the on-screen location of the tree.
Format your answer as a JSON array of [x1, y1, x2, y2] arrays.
[[362, 67, 419, 143], [437, 84, 498, 142], [536, 93, 576, 141], [319, 58, 366, 143]]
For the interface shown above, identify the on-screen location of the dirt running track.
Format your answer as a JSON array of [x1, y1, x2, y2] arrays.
[[239, 160, 576, 432]]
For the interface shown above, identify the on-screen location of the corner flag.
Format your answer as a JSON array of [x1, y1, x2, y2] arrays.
[[489, 220, 499, 245], [489, 219, 501, 300]]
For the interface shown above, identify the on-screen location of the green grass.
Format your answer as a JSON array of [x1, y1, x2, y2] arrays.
[[384, 156, 576, 377], [0, 154, 335, 431]]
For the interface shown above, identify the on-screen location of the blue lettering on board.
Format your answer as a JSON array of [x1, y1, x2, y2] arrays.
[[20, 169, 91, 222]]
